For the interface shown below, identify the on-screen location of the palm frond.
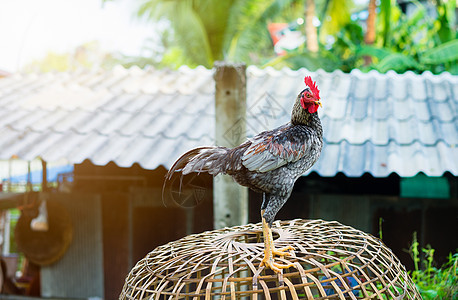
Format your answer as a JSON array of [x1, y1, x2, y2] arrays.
[[225, 0, 276, 60], [192, 0, 235, 61], [137, 0, 214, 67]]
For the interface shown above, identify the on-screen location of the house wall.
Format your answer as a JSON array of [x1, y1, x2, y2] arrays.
[[100, 192, 129, 300], [370, 196, 458, 270], [40, 193, 104, 299]]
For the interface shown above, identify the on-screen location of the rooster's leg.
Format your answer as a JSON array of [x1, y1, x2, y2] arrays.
[[260, 209, 295, 273]]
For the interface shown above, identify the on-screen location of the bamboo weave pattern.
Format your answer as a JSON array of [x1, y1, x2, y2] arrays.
[[120, 219, 421, 299]]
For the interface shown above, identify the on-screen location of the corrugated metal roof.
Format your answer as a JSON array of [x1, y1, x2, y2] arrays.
[[0, 65, 456, 177]]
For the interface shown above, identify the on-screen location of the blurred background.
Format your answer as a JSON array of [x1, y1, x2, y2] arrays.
[[1, 0, 457, 74], [0, 0, 456, 299]]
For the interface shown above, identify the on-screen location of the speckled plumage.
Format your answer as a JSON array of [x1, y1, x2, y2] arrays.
[[166, 87, 323, 226]]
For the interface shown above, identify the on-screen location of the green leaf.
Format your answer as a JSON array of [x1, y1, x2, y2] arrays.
[[420, 39, 458, 65], [193, 0, 234, 61], [379, 0, 392, 47], [356, 45, 393, 60], [374, 53, 421, 73], [436, 0, 456, 43]]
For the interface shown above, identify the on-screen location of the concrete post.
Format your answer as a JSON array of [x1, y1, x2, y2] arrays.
[[213, 61, 248, 229]]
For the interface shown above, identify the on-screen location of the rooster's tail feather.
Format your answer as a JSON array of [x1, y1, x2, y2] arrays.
[[165, 146, 230, 180], [162, 146, 230, 207]]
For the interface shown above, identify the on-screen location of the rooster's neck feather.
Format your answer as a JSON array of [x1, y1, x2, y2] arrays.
[[291, 99, 316, 126]]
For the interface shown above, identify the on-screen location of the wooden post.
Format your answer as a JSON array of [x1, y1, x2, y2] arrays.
[[364, 0, 376, 65], [213, 61, 248, 229], [41, 158, 48, 192], [305, 0, 318, 53]]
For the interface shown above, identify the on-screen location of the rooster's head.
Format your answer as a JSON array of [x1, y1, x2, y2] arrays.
[[300, 76, 321, 114]]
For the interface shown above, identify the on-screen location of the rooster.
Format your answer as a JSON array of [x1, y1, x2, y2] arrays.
[[165, 76, 323, 272]]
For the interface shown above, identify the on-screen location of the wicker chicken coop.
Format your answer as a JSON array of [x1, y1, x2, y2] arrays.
[[120, 219, 422, 299]]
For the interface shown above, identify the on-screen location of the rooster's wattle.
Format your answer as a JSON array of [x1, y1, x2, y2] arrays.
[[165, 76, 323, 272]]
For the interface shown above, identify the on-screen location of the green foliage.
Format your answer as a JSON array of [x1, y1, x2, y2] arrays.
[[319, 0, 353, 43], [408, 232, 458, 300], [135, 0, 299, 68], [264, 48, 341, 71], [420, 39, 458, 65], [436, 0, 456, 44], [379, 0, 392, 47], [331, 22, 366, 72], [356, 45, 392, 61], [225, 0, 275, 60], [260, 0, 457, 74], [225, 0, 287, 64], [137, 0, 226, 67], [366, 0, 457, 74], [119, 0, 456, 75], [340, 0, 456, 74], [375, 53, 422, 73]]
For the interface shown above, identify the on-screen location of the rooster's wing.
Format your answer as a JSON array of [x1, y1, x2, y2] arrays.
[[241, 123, 314, 173]]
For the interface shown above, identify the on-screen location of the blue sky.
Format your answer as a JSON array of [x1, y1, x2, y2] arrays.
[[0, 0, 155, 72]]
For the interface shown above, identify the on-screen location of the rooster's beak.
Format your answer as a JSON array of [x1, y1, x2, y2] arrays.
[[315, 100, 322, 107]]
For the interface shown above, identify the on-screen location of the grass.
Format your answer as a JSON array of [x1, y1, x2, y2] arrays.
[[407, 232, 458, 300]]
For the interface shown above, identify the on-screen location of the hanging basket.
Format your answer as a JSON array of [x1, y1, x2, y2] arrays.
[[120, 219, 422, 299], [15, 200, 73, 266]]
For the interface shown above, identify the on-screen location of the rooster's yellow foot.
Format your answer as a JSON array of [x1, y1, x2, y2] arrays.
[[260, 255, 295, 273], [260, 245, 295, 273], [272, 245, 294, 257]]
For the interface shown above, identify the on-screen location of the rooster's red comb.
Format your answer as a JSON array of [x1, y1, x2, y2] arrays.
[[304, 76, 320, 99]]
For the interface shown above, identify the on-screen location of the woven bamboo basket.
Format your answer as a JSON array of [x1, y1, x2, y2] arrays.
[[120, 219, 422, 299]]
